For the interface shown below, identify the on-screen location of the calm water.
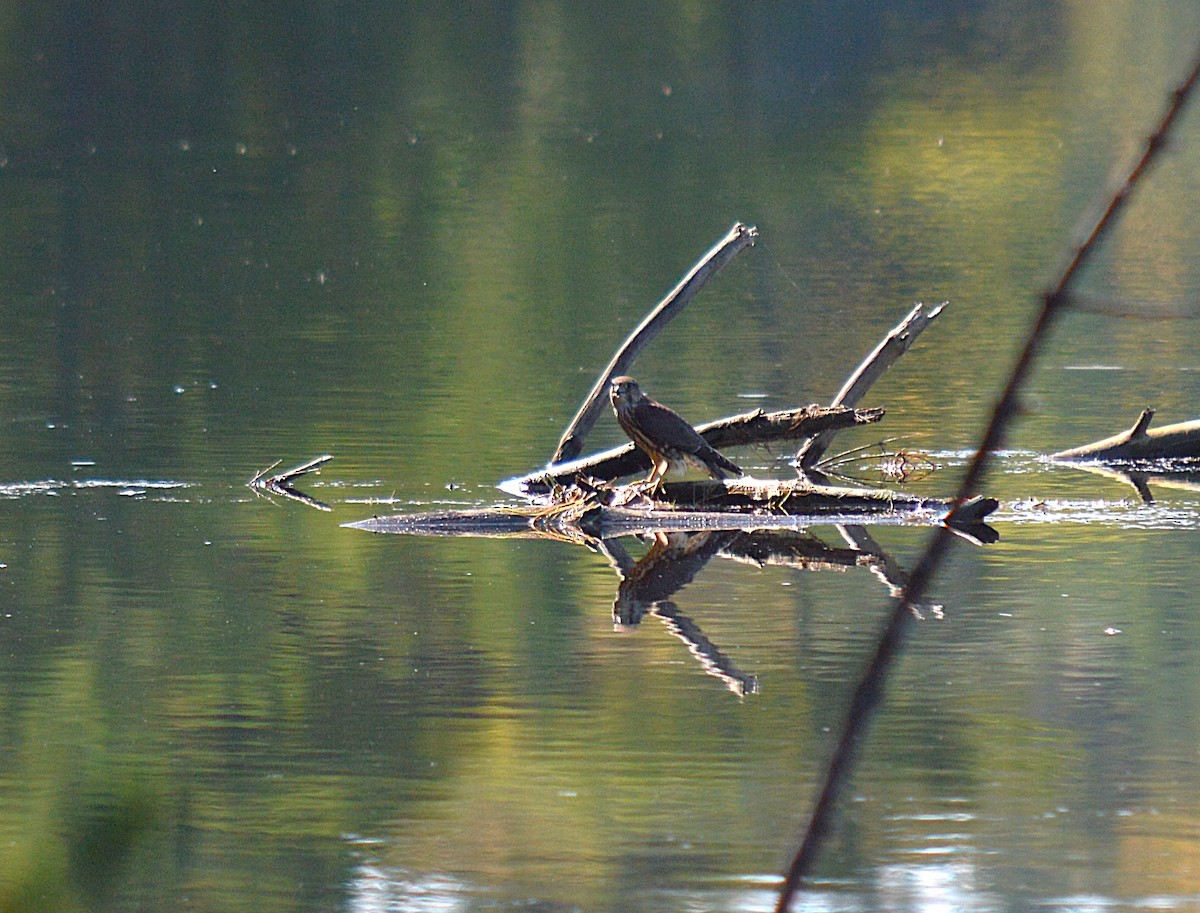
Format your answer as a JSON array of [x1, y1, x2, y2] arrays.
[[5, 3, 1200, 911]]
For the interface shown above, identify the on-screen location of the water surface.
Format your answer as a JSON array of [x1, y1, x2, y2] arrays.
[[4, 3, 1200, 911]]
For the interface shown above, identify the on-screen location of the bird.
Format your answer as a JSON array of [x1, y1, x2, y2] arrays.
[[609, 376, 743, 488]]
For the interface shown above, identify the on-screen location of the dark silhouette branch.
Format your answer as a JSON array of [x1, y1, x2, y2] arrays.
[[775, 44, 1200, 913]]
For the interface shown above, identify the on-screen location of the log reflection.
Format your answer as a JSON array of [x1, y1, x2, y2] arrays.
[[346, 508, 996, 693], [598, 524, 942, 695], [1059, 459, 1200, 505]]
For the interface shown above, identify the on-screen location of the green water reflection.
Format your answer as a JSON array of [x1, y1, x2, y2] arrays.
[[5, 2, 1200, 911]]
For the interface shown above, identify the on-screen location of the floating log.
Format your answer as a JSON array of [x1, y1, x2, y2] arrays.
[[1051, 409, 1200, 461], [504, 404, 884, 496]]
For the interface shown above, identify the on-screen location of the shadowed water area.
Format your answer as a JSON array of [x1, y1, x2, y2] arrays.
[[5, 3, 1200, 911]]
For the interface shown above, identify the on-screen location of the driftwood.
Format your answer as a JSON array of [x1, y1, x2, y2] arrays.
[[1051, 409, 1200, 461], [550, 221, 758, 464], [504, 403, 884, 496], [250, 454, 333, 511], [797, 302, 945, 468], [345, 230, 984, 540], [608, 477, 988, 517], [509, 230, 966, 531]]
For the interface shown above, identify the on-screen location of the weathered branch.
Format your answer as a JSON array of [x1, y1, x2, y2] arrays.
[[506, 404, 884, 496], [549, 221, 758, 465], [798, 302, 945, 468], [1051, 409, 1200, 460], [616, 477, 995, 521]]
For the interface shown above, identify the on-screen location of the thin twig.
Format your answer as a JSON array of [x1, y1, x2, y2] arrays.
[[775, 45, 1200, 913], [548, 222, 758, 465], [249, 454, 334, 511]]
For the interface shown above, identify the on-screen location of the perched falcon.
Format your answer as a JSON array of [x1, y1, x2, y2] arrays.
[[609, 376, 743, 486]]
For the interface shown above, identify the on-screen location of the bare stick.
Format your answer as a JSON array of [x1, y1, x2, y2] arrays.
[[797, 302, 945, 468], [775, 45, 1200, 913], [549, 222, 758, 465]]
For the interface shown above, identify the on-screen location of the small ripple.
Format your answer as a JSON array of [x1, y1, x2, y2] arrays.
[[1028, 875, 1200, 909], [0, 479, 194, 499], [1000, 498, 1200, 529]]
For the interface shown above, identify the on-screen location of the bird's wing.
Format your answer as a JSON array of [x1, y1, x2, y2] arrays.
[[637, 400, 710, 452]]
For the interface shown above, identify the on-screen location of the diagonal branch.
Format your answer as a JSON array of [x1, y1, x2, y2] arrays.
[[548, 221, 758, 465], [797, 302, 946, 468], [775, 44, 1200, 913]]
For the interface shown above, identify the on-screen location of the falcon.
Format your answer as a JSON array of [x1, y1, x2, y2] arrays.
[[609, 376, 743, 487]]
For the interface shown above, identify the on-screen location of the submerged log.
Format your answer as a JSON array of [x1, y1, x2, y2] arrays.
[[346, 483, 997, 540], [1051, 409, 1200, 461]]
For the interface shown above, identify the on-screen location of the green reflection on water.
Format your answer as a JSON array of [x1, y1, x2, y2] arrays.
[[4, 2, 1200, 911]]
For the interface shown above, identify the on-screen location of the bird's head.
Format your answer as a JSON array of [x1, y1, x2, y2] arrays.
[[610, 376, 642, 408]]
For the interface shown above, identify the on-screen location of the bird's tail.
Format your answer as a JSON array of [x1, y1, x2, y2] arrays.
[[700, 446, 743, 480]]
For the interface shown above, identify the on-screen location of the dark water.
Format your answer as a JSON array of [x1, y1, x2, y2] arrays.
[[5, 3, 1200, 911]]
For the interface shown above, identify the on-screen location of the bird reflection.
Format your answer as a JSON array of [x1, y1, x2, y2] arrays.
[[599, 523, 947, 696], [605, 531, 759, 696]]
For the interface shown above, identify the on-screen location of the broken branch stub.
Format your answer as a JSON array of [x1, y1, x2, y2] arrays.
[[798, 301, 945, 469], [1051, 409, 1200, 461], [549, 221, 758, 466]]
